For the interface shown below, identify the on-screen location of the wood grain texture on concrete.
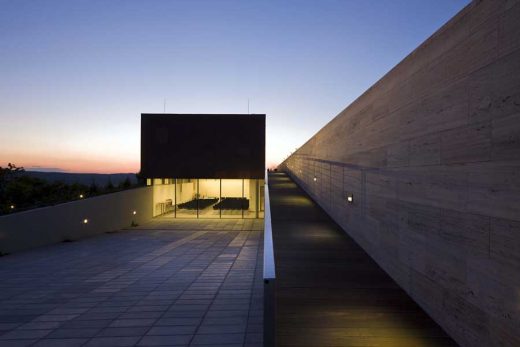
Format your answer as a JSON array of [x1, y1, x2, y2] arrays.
[[280, 1, 520, 346]]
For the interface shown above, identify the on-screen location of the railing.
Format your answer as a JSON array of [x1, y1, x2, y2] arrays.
[[263, 171, 276, 347]]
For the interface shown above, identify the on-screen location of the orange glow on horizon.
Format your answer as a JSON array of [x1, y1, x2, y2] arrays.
[[1, 154, 139, 174], [2, 155, 280, 174]]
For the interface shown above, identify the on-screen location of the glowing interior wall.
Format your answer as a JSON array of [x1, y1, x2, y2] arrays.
[[199, 179, 220, 198], [152, 180, 175, 217]]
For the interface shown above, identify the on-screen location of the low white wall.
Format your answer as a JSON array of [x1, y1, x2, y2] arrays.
[[0, 186, 153, 254]]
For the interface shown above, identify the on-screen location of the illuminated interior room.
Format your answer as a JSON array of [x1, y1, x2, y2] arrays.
[[141, 114, 265, 219]]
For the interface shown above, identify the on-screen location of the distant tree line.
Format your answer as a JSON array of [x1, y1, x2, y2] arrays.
[[0, 163, 138, 215]]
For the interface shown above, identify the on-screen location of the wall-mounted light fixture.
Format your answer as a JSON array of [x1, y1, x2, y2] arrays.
[[83, 218, 89, 224], [10, 205, 15, 209], [132, 210, 137, 215], [313, 177, 317, 182], [79, 194, 84, 199], [346, 193, 354, 204]]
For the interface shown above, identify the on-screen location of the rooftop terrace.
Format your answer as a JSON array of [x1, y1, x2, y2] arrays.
[[0, 219, 264, 347]]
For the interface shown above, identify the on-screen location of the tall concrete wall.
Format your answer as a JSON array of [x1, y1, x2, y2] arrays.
[[0, 187, 153, 254], [281, 1, 520, 346]]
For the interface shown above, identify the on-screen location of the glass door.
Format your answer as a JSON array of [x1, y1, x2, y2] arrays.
[[198, 179, 221, 219], [175, 179, 197, 218], [220, 179, 244, 219]]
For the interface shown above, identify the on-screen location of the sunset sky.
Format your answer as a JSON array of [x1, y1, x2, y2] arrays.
[[0, 0, 469, 173]]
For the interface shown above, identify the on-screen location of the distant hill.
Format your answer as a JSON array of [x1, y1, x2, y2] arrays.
[[23, 171, 138, 186]]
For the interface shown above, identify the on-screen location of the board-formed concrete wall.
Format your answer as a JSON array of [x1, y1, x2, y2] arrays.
[[0, 187, 153, 254], [281, 1, 520, 346]]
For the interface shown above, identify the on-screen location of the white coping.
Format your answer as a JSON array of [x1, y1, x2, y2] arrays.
[[263, 171, 276, 280]]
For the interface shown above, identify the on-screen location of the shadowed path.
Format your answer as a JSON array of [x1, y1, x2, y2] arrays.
[[269, 172, 457, 347]]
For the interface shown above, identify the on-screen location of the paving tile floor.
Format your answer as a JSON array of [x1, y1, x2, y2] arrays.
[[0, 219, 264, 347]]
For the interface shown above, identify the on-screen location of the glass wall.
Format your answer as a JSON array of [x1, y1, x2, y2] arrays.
[[149, 178, 264, 219], [198, 179, 221, 219], [220, 179, 244, 219], [152, 179, 175, 217], [258, 184, 265, 219], [244, 179, 262, 219], [175, 179, 197, 218]]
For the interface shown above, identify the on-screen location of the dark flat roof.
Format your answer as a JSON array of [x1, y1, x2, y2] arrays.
[[141, 114, 265, 179]]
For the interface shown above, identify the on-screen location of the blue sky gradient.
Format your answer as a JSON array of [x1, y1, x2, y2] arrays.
[[0, 0, 469, 172]]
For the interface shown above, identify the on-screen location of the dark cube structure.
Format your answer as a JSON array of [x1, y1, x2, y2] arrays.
[[141, 114, 266, 219], [141, 114, 265, 179]]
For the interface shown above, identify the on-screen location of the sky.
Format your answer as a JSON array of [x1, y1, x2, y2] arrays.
[[0, 0, 470, 173]]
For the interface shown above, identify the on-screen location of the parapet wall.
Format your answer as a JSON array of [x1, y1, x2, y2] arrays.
[[281, 1, 520, 346], [0, 187, 153, 254]]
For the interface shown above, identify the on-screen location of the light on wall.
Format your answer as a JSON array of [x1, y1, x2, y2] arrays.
[[346, 193, 354, 204], [132, 210, 137, 215], [83, 218, 89, 224], [10, 205, 15, 209], [313, 177, 317, 182], [79, 194, 84, 199]]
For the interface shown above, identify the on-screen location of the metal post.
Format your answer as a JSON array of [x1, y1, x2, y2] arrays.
[[196, 179, 199, 219]]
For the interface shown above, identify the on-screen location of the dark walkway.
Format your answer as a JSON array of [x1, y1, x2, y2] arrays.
[[268, 172, 457, 347]]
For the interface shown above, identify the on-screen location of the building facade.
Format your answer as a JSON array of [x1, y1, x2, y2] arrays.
[[141, 114, 265, 219]]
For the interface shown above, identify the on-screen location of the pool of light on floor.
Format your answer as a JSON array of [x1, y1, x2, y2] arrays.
[[272, 182, 299, 189], [275, 195, 314, 206], [278, 304, 446, 346]]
